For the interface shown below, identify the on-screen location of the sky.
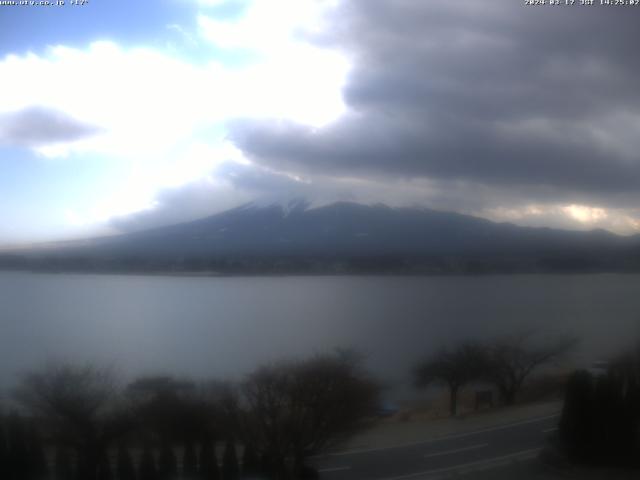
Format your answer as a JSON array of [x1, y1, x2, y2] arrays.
[[2, 0, 640, 244]]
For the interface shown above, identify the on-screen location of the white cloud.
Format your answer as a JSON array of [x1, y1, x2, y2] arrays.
[[0, 2, 348, 144], [197, 0, 349, 126], [0, 42, 225, 158], [0, 0, 349, 230], [0, 0, 347, 157], [197, 0, 327, 51]]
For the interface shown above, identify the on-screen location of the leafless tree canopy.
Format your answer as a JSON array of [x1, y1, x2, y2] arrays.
[[238, 352, 380, 474], [484, 332, 577, 405], [414, 342, 487, 416], [15, 363, 119, 432], [13, 363, 130, 480], [414, 334, 577, 413]]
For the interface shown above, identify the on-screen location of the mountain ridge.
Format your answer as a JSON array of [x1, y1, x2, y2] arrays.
[[2, 201, 640, 274]]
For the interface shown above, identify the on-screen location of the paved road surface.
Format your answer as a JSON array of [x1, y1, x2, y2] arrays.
[[312, 414, 560, 480]]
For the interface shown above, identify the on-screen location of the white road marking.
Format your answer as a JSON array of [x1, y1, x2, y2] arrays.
[[543, 427, 558, 433], [324, 413, 559, 457], [380, 448, 542, 480], [318, 466, 351, 473], [424, 443, 488, 458]]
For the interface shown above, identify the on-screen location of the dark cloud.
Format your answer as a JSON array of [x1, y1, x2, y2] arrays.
[[0, 106, 101, 147], [230, 0, 640, 204], [112, 1, 640, 235]]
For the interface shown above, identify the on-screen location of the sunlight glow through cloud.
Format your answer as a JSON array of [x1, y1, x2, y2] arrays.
[[483, 203, 640, 235], [0, 0, 348, 230], [562, 204, 608, 224]]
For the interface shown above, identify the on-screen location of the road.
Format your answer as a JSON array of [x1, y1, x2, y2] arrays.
[[312, 413, 560, 480]]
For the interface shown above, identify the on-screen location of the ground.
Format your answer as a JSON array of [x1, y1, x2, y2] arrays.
[[312, 400, 638, 480]]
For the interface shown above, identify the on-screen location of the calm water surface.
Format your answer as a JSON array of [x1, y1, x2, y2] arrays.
[[1, 272, 639, 400]]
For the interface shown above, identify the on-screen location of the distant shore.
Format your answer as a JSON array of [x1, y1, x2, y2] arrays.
[[3, 266, 640, 278], [4, 255, 640, 279]]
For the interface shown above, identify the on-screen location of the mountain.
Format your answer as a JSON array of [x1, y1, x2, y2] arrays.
[[3, 201, 640, 274]]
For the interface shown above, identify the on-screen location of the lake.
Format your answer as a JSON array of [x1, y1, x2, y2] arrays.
[[1, 271, 639, 401]]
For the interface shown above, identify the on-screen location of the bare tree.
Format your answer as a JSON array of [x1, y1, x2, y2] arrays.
[[239, 352, 379, 477], [483, 333, 577, 405], [14, 363, 131, 480], [414, 342, 487, 416]]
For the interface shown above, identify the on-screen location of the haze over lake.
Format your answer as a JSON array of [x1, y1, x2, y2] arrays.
[[2, 272, 639, 401]]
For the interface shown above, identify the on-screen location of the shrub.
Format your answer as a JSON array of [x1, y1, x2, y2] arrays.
[[116, 445, 136, 480], [222, 441, 239, 480], [559, 359, 640, 467]]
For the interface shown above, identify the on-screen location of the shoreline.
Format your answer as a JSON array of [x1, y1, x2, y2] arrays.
[[1, 267, 638, 279]]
